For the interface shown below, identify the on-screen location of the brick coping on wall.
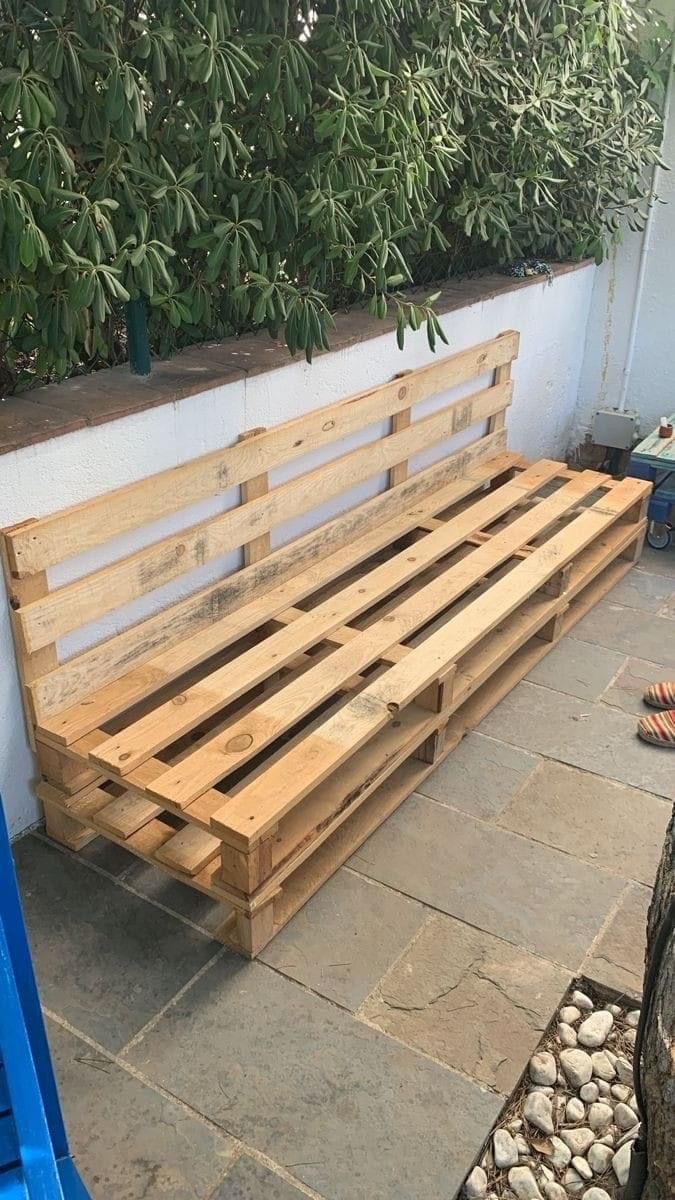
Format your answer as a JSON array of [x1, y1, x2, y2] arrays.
[[0, 261, 590, 457]]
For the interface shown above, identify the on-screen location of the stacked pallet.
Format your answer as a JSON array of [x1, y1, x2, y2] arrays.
[[2, 331, 650, 955]]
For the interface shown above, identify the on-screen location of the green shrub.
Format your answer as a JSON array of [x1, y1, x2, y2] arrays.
[[0, 0, 668, 392]]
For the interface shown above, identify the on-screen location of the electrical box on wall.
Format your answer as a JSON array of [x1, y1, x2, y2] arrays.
[[592, 408, 640, 450]]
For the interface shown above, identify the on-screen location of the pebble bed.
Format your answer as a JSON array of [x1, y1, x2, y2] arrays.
[[463, 985, 641, 1200]]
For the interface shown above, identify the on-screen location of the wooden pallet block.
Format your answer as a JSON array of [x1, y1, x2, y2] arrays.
[[1, 330, 652, 957]]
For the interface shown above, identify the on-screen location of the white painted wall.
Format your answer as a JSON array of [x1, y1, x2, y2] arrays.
[[573, 1, 675, 449], [0, 262, 594, 837]]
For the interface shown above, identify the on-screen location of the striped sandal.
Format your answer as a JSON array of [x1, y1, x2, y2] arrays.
[[637, 709, 675, 747], [643, 681, 675, 710]]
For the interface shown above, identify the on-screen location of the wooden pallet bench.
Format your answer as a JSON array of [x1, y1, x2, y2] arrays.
[[2, 330, 651, 956]]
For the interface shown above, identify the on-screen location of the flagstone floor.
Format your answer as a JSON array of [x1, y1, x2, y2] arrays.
[[13, 545, 674, 1200]]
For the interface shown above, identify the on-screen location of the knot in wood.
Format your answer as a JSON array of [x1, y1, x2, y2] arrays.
[[225, 733, 253, 754]]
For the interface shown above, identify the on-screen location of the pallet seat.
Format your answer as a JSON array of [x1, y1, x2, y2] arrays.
[[1, 331, 650, 956]]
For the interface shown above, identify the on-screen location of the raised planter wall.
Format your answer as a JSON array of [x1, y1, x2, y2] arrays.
[[0, 261, 594, 836]]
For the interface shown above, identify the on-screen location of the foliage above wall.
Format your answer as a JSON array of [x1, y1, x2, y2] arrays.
[[0, 0, 668, 391]]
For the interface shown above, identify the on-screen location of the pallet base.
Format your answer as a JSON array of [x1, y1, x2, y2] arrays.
[[39, 513, 644, 957]]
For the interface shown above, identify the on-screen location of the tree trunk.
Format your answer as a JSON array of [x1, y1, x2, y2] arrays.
[[641, 806, 675, 1200]]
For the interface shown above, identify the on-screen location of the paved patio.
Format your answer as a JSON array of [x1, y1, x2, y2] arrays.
[[13, 546, 674, 1200]]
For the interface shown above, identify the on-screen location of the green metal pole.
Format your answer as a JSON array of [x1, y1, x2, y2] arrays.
[[125, 297, 151, 376]]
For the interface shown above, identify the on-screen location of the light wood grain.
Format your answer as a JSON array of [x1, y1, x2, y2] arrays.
[[5, 331, 519, 577]]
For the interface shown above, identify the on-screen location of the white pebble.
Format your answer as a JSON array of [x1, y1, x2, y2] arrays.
[[571, 1156, 593, 1182], [547, 1136, 572, 1171], [587, 1142, 614, 1175], [612, 1141, 632, 1186], [560, 1128, 595, 1157], [564, 1166, 585, 1194], [461, 1166, 482, 1195], [515, 1134, 531, 1157], [572, 989, 594, 1011], [615, 1102, 639, 1130], [507, 1166, 543, 1200], [524, 1091, 554, 1136], [529, 1051, 557, 1086], [465, 1166, 488, 1199], [580, 1082, 599, 1103], [626, 1009, 640, 1028], [604, 1048, 617, 1066], [615, 1057, 633, 1086], [558, 1022, 578, 1047], [578, 1011, 613, 1048], [611, 1083, 631, 1102], [605, 1003, 622, 1016], [588, 1101, 613, 1133], [596, 1080, 611, 1098], [582, 1190, 612, 1200], [629, 1092, 639, 1113], [591, 1051, 616, 1081], [597, 1131, 615, 1147], [566, 1098, 585, 1123], [560, 1049, 593, 1088], [494, 1129, 519, 1170], [543, 1185, 566, 1200], [615, 1127, 640, 1149], [539, 1165, 554, 1182], [509, 1119, 524, 1132], [560, 1004, 582, 1024], [624, 1028, 637, 1050]]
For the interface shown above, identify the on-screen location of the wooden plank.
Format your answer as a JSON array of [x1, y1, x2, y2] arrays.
[[211, 474, 646, 847], [0, 531, 57, 746], [94, 791, 163, 839], [143, 468, 600, 809], [17, 380, 513, 653], [5, 332, 519, 576], [35, 441, 516, 737], [91, 459, 565, 778], [487, 350, 513, 435], [155, 824, 221, 876], [238, 428, 271, 564], [388, 371, 412, 488]]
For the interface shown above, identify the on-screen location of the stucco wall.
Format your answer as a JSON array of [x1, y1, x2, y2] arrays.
[[573, 1, 675, 449], [0, 262, 594, 837]]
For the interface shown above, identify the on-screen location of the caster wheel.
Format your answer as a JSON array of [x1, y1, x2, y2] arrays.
[[647, 522, 672, 550]]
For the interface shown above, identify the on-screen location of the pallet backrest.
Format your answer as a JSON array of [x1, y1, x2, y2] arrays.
[[1, 330, 519, 727]]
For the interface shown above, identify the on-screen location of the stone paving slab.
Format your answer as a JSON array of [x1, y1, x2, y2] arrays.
[[480, 680, 674, 800], [583, 883, 652, 999], [601, 655, 667, 716], [348, 792, 625, 967], [260, 868, 425, 1010], [122, 856, 228, 936], [15, 836, 217, 1052], [498, 760, 670, 887], [636, 546, 675, 579], [524, 636, 626, 701], [49, 1018, 235, 1199], [361, 913, 570, 1094], [416, 732, 539, 820], [606, 569, 673, 614], [125, 955, 501, 1200], [214, 1155, 311, 1199], [573, 600, 675, 670]]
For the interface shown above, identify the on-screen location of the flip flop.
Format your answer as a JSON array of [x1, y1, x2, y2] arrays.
[[643, 681, 675, 710], [637, 709, 675, 746]]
